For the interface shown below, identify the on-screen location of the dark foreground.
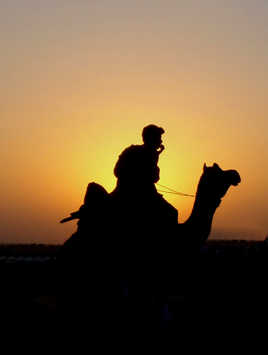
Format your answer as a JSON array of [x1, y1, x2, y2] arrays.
[[0, 241, 267, 340]]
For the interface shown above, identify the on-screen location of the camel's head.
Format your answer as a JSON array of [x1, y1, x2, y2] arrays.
[[199, 163, 241, 201]]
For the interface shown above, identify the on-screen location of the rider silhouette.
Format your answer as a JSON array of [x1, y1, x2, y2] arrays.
[[113, 125, 165, 193]]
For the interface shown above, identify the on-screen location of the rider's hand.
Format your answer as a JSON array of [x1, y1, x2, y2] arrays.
[[158, 144, 165, 153]]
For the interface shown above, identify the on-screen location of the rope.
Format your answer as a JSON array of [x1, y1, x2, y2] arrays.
[[156, 183, 195, 197]]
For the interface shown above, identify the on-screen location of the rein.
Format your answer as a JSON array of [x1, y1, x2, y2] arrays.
[[156, 183, 195, 197]]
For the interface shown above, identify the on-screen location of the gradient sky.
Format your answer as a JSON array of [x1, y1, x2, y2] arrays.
[[1, 0, 268, 243]]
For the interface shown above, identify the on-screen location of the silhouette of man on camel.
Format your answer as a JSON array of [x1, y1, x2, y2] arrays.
[[58, 123, 241, 330]]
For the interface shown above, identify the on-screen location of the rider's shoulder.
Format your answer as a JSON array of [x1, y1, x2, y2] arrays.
[[120, 144, 143, 155]]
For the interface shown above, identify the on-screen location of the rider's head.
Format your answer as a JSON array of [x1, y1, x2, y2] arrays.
[[142, 124, 165, 148]]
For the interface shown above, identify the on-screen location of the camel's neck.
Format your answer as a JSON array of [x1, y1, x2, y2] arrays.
[[190, 192, 220, 218], [185, 192, 221, 245]]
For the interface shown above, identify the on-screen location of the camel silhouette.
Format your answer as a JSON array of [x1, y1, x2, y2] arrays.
[[58, 162, 240, 330]]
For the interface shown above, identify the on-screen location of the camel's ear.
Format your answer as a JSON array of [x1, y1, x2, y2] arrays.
[[213, 163, 221, 170], [203, 163, 207, 172]]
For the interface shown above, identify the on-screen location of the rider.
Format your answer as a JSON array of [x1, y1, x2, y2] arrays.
[[113, 124, 165, 193]]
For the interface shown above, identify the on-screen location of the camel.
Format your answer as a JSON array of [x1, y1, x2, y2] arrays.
[[58, 162, 240, 327]]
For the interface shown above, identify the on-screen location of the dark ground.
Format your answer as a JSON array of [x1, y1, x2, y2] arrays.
[[0, 241, 267, 340]]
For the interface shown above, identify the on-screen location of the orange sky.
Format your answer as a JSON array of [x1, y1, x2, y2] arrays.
[[1, 1, 268, 243]]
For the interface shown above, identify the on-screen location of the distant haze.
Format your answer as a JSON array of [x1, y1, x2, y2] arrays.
[[1, 1, 268, 243]]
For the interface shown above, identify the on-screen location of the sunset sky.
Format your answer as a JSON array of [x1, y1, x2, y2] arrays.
[[1, 1, 268, 244]]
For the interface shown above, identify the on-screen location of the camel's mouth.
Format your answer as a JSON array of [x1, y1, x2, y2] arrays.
[[232, 173, 241, 186]]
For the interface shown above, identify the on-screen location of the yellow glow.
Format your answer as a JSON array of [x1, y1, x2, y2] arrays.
[[2, 2, 268, 243]]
